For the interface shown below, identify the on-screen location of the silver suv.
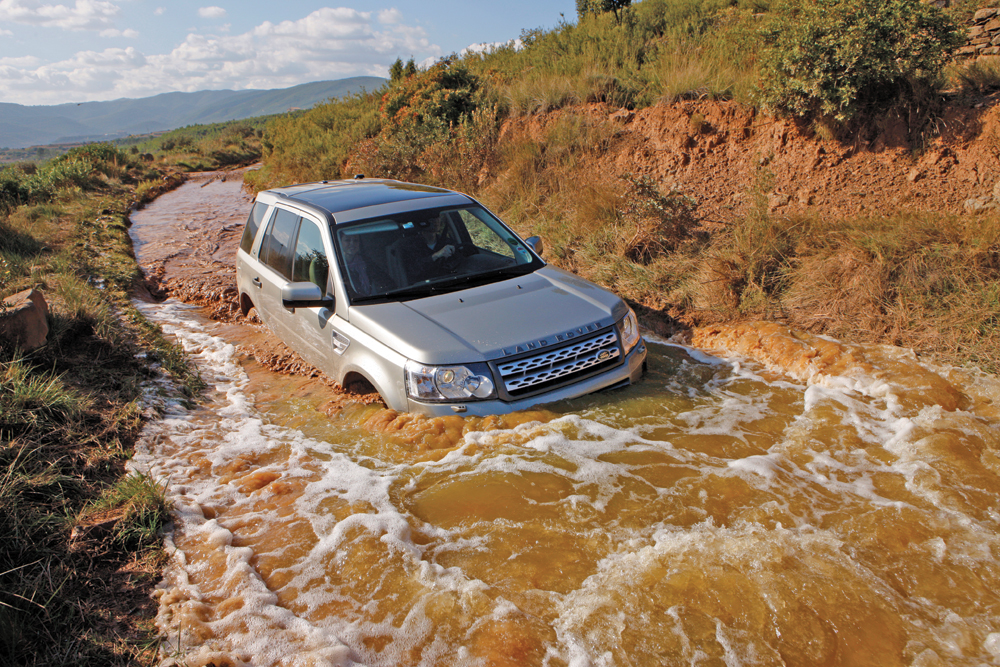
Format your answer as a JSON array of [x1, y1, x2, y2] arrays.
[[235, 178, 646, 416]]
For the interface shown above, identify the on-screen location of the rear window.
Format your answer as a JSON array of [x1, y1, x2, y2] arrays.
[[240, 201, 270, 254]]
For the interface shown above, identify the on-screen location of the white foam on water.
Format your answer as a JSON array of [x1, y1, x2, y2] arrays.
[[132, 300, 1000, 665], [131, 300, 364, 665], [985, 632, 1000, 658]]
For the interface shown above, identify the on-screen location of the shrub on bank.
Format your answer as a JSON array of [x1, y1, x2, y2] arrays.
[[753, 0, 962, 121], [1, 143, 144, 213], [347, 63, 498, 186]]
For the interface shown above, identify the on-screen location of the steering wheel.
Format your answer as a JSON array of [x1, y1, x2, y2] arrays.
[[438, 243, 475, 271]]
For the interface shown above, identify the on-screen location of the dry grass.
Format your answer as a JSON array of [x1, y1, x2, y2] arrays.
[[504, 74, 581, 116], [946, 57, 1000, 97], [779, 213, 1000, 367], [650, 43, 755, 104]]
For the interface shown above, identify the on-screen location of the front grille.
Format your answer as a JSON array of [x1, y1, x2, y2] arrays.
[[497, 331, 621, 397]]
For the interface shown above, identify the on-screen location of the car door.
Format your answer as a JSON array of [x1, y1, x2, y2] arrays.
[[236, 200, 272, 306], [286, 216, 340, 372], [254, 206, 300, 341]]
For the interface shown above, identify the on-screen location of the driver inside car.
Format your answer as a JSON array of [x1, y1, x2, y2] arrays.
[[404, 214, 458, 280]]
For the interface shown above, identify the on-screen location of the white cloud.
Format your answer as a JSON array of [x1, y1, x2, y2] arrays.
[[0, 7, 441, 104], [198, 6, 226, 19], [461, 38, 523, 56], [153, 7, 164, 16], [378, 9, 401, 25], [0, 54, 42, 67], [0, 28, 11, 35], [0, 0, 120, 31], [2, 46, 144, 101], [99, 26, 137, 38]]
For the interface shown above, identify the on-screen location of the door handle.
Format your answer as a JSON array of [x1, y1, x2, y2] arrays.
[[252, 277, 262, 288]]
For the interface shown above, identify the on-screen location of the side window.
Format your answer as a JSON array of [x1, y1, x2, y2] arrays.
[[240, 201, 270, 254], [458, 210, 515, 260], [291, 219, 329, 294], [261, 208, 299, 279]]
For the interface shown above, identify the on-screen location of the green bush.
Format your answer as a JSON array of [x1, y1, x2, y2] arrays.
[[753, 0, 962, 121], [380, 62, 482, 128], [54, 143, 129, 166], [0, 167, 34, 211], [32, 158, 95, 190]]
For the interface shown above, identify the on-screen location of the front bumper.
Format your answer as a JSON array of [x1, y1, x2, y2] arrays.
[[406, 338, 647, 417]]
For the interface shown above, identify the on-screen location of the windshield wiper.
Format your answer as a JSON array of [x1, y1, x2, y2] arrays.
[[351, 265, 537, 303], [455, 264, 535, 287], [351, 286, 437, 302]]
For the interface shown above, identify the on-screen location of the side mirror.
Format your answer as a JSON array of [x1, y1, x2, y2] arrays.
[[282, 282, 334, 309], [524, 235, 543, 256]]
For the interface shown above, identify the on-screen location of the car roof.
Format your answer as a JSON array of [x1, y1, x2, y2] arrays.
[[264, 178, 461, 217]]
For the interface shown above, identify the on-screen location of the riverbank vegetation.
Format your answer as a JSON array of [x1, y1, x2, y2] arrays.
[[120, 117, 273, 172], [1, 116, 273, 171], [0, 145, 202, 665], [248, 0, 1000, 374]]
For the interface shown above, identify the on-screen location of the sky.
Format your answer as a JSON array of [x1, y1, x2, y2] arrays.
[[0, 0, 577, 107]]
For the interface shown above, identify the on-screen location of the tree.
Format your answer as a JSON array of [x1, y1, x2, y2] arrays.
[[577, 0, 631, 23], [389, 57, 418, 83], [389, 58, 404, 83]]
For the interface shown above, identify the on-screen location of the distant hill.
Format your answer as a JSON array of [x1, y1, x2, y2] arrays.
[[0, 77, 386, 149]]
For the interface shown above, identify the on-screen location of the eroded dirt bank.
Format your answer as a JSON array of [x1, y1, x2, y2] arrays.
[[501, 97, 1000, 225]]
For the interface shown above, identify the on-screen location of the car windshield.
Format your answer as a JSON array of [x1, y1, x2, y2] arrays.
[[334, 205, 543, 302]]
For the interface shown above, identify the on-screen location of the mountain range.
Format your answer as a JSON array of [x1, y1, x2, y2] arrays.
[[0, 77, 386, 149]]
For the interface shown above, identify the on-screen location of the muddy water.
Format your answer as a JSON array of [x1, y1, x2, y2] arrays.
[[130, 176, 1000, 666]]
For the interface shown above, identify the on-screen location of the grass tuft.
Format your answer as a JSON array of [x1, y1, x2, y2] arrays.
[[0, 355, 90, 435], [82, 473, 170, 551]]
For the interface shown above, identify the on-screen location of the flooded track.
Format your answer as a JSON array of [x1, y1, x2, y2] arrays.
[[130, 175, 1000, 666]]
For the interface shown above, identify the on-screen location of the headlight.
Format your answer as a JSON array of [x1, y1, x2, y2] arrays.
[[618, 307, 641, 354], [405, 360, 496, 402]]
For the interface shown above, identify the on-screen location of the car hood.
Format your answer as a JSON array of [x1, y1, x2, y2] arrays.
[[348, 266, 628, 364]]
